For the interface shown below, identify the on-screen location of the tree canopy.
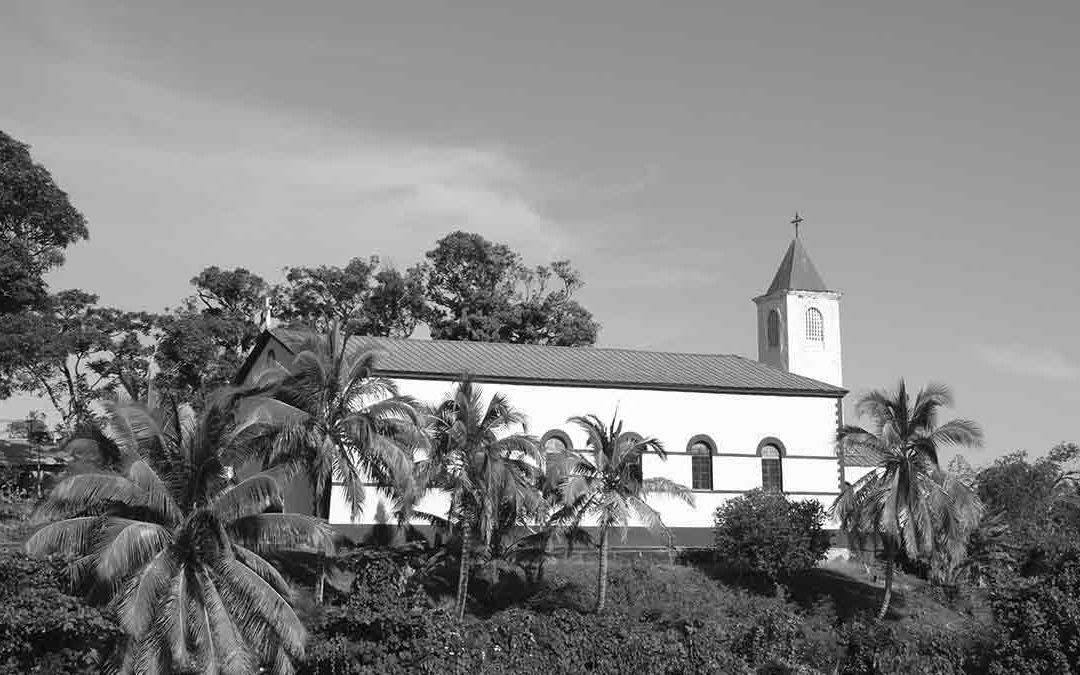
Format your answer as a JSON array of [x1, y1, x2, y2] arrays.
[[0, 289, 156, 429], [274, 257, 425, 337], [0, 131, 89, 316], [420, 231, 599, 346]]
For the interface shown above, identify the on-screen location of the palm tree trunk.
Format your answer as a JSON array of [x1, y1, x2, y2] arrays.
[[314, 475, 333, 606], [877, 554, 894, 621], [595, 527, 609, 612], [537, 532, 550, 583], [456, 527, 472, 621]]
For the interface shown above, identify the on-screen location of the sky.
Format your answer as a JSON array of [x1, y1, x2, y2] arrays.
[[1, 0, 1077, 466]]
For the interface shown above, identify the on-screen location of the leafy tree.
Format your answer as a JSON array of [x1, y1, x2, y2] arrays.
[[154, 267, 268, 409], [25, 392, 333, 674], [0, 131, 89, 316], [975, 443, 1080, 576], [190, 266, 270, 319], [259, 325, 422, 602], [556, 414, 693, 611], [420, 231, 599, 346], [713, 489, 830, 594], [832, 380, 983, 619], [418, 379, 541, 620], [275, 257, 425, 337], [0, 290, 156, 430]]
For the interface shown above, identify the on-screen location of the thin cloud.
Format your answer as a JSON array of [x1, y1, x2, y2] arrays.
[[975, 345, 1080, 382]]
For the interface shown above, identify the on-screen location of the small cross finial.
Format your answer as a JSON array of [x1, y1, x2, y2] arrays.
[[790, 212, 803, 238]]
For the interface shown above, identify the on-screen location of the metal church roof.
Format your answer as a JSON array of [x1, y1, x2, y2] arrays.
[[242, 328, 846, 398]]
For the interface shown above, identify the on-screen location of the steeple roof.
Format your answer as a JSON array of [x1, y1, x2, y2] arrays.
[[765, 237, 829, 295]]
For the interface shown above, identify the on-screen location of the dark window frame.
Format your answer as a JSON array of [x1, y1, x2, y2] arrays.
[[767, 309, 782, 349], [757, 437, 786, 494], [687, 434, 716, 491]]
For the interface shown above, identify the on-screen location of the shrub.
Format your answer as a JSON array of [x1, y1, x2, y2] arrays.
[[713, 489, 831, 589], [0, 550, 121, 674], [983, 552, 1080, 674]]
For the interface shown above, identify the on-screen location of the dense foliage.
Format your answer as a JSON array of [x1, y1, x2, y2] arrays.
[[0, 550, 121, 674], [714, 489, 830, 589], [299, 553, 996, 675]]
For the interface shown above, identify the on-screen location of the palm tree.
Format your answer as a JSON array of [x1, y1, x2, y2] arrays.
[[258, 324, 422, 601], [26, 390, 334, 674], [832, 380, 983, 619], [418, 379, 541, 620], [557, 414, 693, 612]]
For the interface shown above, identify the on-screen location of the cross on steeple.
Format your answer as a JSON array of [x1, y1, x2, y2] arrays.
[[790, 212, 803, 238]]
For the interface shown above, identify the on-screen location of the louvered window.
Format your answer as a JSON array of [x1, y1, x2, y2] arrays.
[[806, 308, 824, 342]]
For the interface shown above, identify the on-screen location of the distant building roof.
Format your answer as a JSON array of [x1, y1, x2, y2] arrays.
[[238, 328, 846, 398], [0, 440, 68, 468], [764, 237, 829, 295]]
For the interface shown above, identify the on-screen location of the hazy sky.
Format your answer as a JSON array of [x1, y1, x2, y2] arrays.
[[2, 1, 1077, 465]]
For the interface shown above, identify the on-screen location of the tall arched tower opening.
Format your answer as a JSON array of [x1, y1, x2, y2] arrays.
[[753, 227, 842, 387]]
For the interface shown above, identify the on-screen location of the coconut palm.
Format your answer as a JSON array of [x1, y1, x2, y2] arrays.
[[832, 380, 983, 619], [25, 390, 334, 674], [556, 414, 694, 612], [258, 324, 422, 601], [417, 379, 541, 620]]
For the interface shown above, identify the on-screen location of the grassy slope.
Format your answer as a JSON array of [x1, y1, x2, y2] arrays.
[[531, 555, 972, 630]]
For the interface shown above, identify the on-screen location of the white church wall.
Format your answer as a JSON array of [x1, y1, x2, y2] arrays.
[[783, 291, 843, 387], [325, 377, 844, 538]]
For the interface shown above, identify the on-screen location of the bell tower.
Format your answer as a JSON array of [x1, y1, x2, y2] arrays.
[[753, 214, 843, 387]]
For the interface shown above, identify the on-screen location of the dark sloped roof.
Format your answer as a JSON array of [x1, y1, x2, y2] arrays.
[[841, 446, 885, 468], [254, 328, 845, 397], [765, 237, 829, 295]]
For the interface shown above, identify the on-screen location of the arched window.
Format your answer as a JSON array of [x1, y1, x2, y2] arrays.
[[266, 348, 277, 364], [805, 307, 824, 342], [687, 435, 715, 490], [541, 430, 572, 455], [541, 430, 573, 483], [759, 443, 784, 493], [619, 432, 644, 482], [767, 309, 781, 349]]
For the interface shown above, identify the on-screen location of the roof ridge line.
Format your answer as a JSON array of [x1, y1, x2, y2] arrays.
[[347, 333, 746, 359]]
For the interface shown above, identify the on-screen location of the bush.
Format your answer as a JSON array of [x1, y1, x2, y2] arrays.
[[983, 550, 1080, 674], [0, 550, 121, 674], [714, 489, 831, 589]]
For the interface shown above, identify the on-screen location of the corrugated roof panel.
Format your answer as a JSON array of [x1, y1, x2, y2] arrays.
[[268, 329, 845, 397]]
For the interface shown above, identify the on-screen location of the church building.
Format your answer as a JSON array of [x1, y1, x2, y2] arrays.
[[237, 231, 857, 548]]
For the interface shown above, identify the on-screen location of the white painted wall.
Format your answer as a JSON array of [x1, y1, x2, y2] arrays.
[[329, 377, 844, 532]]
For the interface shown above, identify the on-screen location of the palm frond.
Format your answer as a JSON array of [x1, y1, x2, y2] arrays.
[[213, 467, 291, 524], [227, 513, 334, 556], [213, 557, 307, 661], [95, 520, 174, 590], [25, 516, 103, 558], [641, 477, 695, 506], [35, 473, 149, 522], [196, 565, 254, 675]]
